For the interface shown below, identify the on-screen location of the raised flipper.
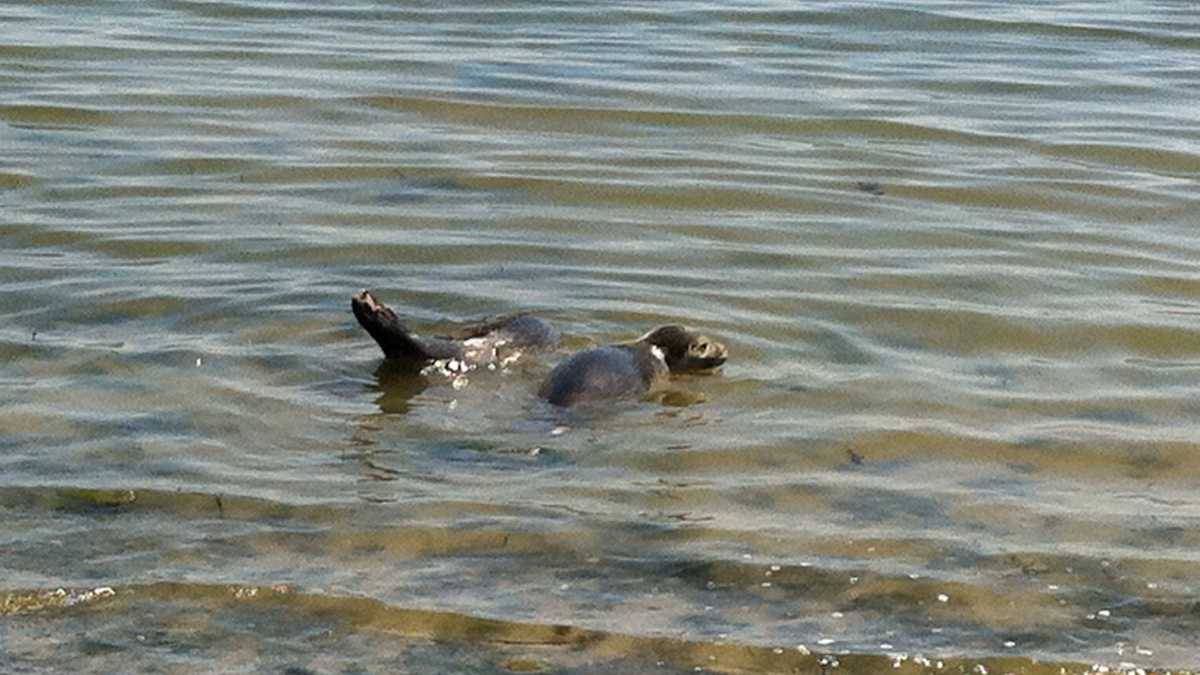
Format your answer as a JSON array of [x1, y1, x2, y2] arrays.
[[351, 290, 559, 371]]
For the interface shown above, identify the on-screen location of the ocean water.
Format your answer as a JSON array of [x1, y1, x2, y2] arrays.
[[2, 1, 1199, 672]]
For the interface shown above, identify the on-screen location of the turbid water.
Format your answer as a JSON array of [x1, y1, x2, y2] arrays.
[[2, 1, 1199, 673]]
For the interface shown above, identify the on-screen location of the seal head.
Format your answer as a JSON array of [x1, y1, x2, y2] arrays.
[[539, 324, 727, 407], [636, 325, 727, 372]]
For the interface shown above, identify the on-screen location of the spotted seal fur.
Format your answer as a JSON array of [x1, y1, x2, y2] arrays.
[[538, 325, 727, 407], [351, 290, 560, 372]]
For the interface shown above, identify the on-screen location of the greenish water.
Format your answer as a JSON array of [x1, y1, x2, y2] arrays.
[[2, 1, 1199, 673]]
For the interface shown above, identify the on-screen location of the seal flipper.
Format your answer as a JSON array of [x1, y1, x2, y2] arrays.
[[351, 290, 464, 366]]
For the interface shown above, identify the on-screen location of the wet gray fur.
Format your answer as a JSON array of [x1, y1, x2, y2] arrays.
[[539, 325, 727, 407]]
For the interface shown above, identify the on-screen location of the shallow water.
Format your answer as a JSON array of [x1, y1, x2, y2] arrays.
[[3, 1, 1199, 673]]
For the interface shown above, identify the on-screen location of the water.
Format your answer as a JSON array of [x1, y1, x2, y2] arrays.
[[3, 1, 1199, 672]]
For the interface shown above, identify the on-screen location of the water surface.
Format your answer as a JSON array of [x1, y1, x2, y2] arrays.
[[3, 1, 1199, 673]]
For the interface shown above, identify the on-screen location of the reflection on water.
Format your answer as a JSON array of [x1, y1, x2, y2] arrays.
[[369, 361, 433, 415], [3, 0, 1200, 672]]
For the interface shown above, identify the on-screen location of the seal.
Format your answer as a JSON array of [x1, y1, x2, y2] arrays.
[[538, 325, 727, 407], [351, 290, 560, 372]]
